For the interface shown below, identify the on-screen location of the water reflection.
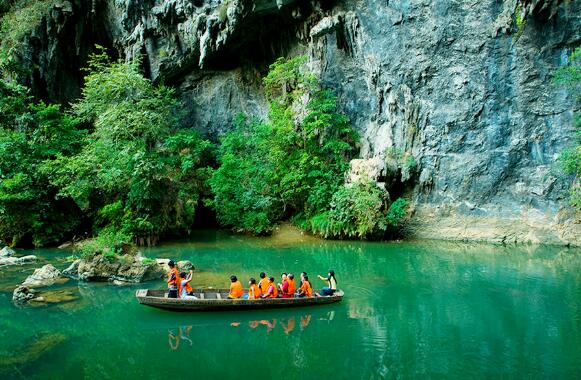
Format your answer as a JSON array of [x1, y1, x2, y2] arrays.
[[165, 311, 338, 351], [167, 326, 193, 351]]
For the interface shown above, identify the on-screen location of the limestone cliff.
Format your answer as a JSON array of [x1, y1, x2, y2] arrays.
[[10, 0, 581, 245]]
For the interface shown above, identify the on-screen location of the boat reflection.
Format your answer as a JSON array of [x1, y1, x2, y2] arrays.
[[168, 326, 192, 351], [167, 311, 336, 350]]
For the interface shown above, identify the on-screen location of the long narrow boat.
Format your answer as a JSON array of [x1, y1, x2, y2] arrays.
[[135, 288, 344, 311]]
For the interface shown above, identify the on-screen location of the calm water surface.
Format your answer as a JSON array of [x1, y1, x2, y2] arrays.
[[1, 230, 580, 379]]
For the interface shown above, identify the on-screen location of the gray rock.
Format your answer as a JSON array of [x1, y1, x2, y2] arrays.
[[0, 246, 15, 258], [22, 264, 62, 288], [63, 253, 164, 283], [0, 255, 37, 267], [12, 285, 35, 303]]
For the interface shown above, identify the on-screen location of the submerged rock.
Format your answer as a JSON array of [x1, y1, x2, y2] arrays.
[[28, 288, 79, 305], [0, 333, 67, 374], [22, 264, 65, 288], [63, 252, 164, 283]]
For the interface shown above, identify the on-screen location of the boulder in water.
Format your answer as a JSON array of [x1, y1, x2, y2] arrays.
[[0, 254, 37, 267], [0, 246, 15, 258], [13, 285, 35, 303], [63, 252, 164, 282], [22, 264, 64, 288]]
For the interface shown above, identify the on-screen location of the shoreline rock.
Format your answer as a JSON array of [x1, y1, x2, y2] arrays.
[[63, 252, 165, 282]]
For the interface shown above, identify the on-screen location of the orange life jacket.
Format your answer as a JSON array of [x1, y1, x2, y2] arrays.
[[300, 280, 313, 297], [258, 277, 269, 293], [287, 279, 296, 295], [265, 282, 278, 298], [168, 268, 180, 289], [249, 284, 261, 299], [184, 282, 193, 294], [229, 280, 244, 298]]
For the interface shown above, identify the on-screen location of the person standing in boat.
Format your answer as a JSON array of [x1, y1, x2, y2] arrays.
[[228, 275, 244, 299], [167, 260, 181, 298], [317, 270, 337, 296]]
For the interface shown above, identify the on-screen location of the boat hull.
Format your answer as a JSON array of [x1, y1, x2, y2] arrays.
[[135, 288, 343, 311]]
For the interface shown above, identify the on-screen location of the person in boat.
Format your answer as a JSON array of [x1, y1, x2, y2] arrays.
[[297, 275, 313, 298], [228, 275, 244, 299], [317, 270, 337, 296], [261, 276, 279, 298], [278, 273, 288, 295], [286, 273, 297, 297], [245, 277, 261, 300], [258, 272, 269, 294], [280, 273, 295, 298], [180, 271, 197, 299], [167, 260, 181, 298]]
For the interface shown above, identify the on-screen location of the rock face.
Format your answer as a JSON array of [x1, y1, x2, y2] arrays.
[[11, 0, 581, 245], [63, 253, 164, 282]]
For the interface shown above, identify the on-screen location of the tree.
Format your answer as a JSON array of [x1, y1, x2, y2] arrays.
[[0, 80, 85, 246], [45, 48, 214, 246]]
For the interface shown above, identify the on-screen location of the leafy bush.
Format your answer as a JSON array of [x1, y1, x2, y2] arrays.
[[209, 56, 358, 234], [309, 180, 408, 239]]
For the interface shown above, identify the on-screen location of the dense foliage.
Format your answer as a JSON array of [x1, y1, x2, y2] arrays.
[[210, 56, 409, 239], [0, 80, 85, 246], [0, 49, 408, 247], [309, 180, 409, 239], [555, 47, 580, 209], [44, 48, 214, 246]]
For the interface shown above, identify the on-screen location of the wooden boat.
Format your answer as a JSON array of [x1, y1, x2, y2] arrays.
[[135, 288, 344, 311]]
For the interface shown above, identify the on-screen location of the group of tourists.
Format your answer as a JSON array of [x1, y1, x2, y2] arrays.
[[165, 260, 337, 300], [227, 270, 337, 300]]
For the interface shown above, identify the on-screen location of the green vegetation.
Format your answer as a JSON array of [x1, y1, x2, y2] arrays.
[[45, 47, 214, 247], [0, 80, 86, 246], [309, 180, 408, 239], [210, 56, 409, 239], [0, 49, 408, 247], [555, 47, 580, 209]]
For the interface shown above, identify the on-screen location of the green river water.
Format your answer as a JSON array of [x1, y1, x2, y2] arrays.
[[1, 229, 580, 379]]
